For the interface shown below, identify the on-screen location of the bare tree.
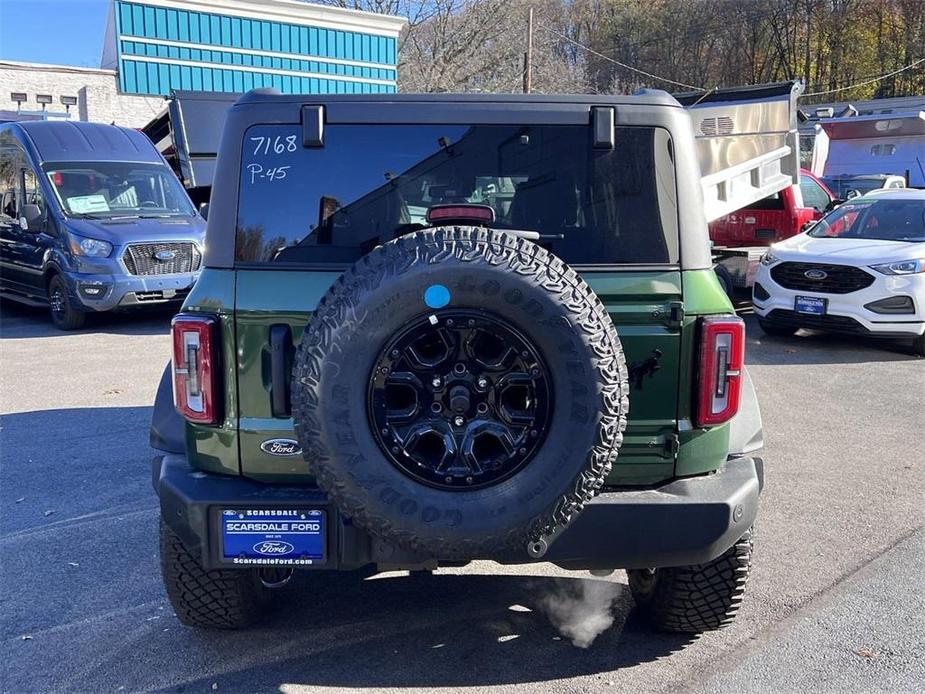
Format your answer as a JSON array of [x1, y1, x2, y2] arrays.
[[313, 0, 924, 99]]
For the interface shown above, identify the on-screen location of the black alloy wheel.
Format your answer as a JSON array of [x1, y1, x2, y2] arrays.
[[368, 309, 552, 490], [48, 275, 86, 330]]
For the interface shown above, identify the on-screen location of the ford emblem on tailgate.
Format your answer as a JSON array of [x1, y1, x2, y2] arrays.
[[154, 249, 176, 261], [253, 540, 294, 556], [804, 269, 828, 280], [260, 438, 302, 456]]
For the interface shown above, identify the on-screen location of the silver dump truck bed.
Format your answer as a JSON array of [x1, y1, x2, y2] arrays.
[[807, 110, 925, 188], [677, 81, 804, 223]]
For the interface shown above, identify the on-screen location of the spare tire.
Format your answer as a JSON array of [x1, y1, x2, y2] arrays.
[[291, 227, 628, 558]]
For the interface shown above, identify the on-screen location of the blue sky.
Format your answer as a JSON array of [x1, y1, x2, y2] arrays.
[[0, 0, 111, 67]]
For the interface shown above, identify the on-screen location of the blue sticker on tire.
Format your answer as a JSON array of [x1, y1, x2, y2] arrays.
[[424, 284, 451, 309], [221, 509, 324, 565]]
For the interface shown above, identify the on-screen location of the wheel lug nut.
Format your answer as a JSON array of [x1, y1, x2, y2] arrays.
[[531, 368, 539, 376], [477, 377, 488, 389], [432, 377, 442, 388], [431, 402, 442, 413], [446, 319, 454, 326], [521, 350, 529, 357], [530, 429, 538, 437], [391, 446, 400, 454], [381, 428, 389, 435], [519, 447, 527, 455], [390, 349, 400, 358], [454, 415, 465, 426], [477, 403, 488, 414], [445, 476, 453, 483], [466, 476, 473, 484], [467, 319, 475, 326], [453, 363, 466, 374]]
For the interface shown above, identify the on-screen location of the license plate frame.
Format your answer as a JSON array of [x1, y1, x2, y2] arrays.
[[794, 295, 827, 316], [220, 508, 326, 566]]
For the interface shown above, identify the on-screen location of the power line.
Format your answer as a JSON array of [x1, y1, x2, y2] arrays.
[[544, 28, 706, 91], [803, 57, 925, 97], [546, 26, 923, 99]]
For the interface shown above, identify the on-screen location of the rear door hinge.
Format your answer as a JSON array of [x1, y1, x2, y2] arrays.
[[667, 301, 685, 328], [664, 432, 680, 458]]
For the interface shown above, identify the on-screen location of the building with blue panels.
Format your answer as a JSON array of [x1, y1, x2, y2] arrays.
[[104, 0, 405, 96], [2, 1, 405, 128]]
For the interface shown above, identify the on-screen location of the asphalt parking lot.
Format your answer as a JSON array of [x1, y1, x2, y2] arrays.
[[1, 300, 923, 694]]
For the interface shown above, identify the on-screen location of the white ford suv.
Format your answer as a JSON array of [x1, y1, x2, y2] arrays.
[[753, 189, 925, 356]]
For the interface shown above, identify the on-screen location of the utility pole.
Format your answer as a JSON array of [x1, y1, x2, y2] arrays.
[[523, 7, 533, 94]]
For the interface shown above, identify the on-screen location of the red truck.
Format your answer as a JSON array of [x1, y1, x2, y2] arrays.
[[709, 169, 835, 293]]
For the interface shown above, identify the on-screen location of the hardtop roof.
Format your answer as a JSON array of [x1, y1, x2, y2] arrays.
[[231, 88, 682, 110]]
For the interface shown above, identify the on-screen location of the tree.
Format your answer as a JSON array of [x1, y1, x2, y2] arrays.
[[317, 0, 925, 100]]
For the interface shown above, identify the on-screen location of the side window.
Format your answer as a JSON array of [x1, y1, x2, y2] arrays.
[[0, 145, 18, 220], [800, 175, 830, 212], [0, 141, 43, 223], [22, 167, 45, 217]]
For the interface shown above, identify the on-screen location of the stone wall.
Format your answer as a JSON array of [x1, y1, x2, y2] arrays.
[[0, 61, 165, 128]]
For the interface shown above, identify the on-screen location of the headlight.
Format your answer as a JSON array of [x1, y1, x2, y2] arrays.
[[869, 259, 925, 275], [759, 250, 779, 266], [68, 235, 113, 258]]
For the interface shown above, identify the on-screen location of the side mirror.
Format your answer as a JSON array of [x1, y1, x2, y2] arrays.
[[20, 203, 42, 230], [846, 189, 861, 200], [198, 202, 209, 221], [800, 220, 817, 233]]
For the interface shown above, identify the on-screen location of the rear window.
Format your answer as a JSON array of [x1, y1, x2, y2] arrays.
[[235, 124, 678, 266]]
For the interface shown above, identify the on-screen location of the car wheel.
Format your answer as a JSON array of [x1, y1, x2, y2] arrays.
[[713, 265, 734, 297], [159, 520, 269, 629], [911, 332, 925, 358], [757, 317, 797, 337], [628, 528, 753, 633], [291, 226, 628, 560], [47, 275, 86, 331]]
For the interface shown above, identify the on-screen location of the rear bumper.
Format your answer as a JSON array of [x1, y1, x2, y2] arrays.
[[153, 454, 762, 571]]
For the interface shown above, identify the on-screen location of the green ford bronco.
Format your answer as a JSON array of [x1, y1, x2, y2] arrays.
[[151, 85, 798, 632]]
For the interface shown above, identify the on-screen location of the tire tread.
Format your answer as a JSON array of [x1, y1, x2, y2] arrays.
[[159, 521, 265, 629], [628, 528, 753, 633], [291, 227, 629, 558]]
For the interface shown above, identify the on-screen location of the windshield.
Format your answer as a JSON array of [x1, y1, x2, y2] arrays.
[[808, 198, 925, 242], [43, 161, 195, 218], [822, 177, 884, 199], [235, 124, 678, 266]]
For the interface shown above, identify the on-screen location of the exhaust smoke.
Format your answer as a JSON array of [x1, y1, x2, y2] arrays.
[[539, 578, 621, 648]]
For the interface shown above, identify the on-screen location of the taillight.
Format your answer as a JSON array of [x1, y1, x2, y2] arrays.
[[696, 316, 745, 427], [171, 314, 220, 424], [426, 204, 495, 225]]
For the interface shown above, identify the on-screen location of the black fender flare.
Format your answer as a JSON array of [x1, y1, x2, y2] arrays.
[[727, 366, 763, 457], [150, 363, 185, 454]]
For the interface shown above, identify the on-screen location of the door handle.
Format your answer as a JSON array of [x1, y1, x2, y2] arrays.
[[269, 324, 292, 417]]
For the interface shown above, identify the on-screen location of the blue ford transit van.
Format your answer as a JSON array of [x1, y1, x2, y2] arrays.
[[0, 121, 206, 329]]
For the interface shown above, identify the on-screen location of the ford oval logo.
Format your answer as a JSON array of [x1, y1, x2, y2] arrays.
[[252, 540, 294, 556], [260, 438, 302, 457], [804, 269, 828, 280], [154, 249, 176, 261]]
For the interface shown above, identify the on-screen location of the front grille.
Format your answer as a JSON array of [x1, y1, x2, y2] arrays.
[[770, 262, 874, 294], [122, 242, 201, 276], [766, 309, 866, 333]]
